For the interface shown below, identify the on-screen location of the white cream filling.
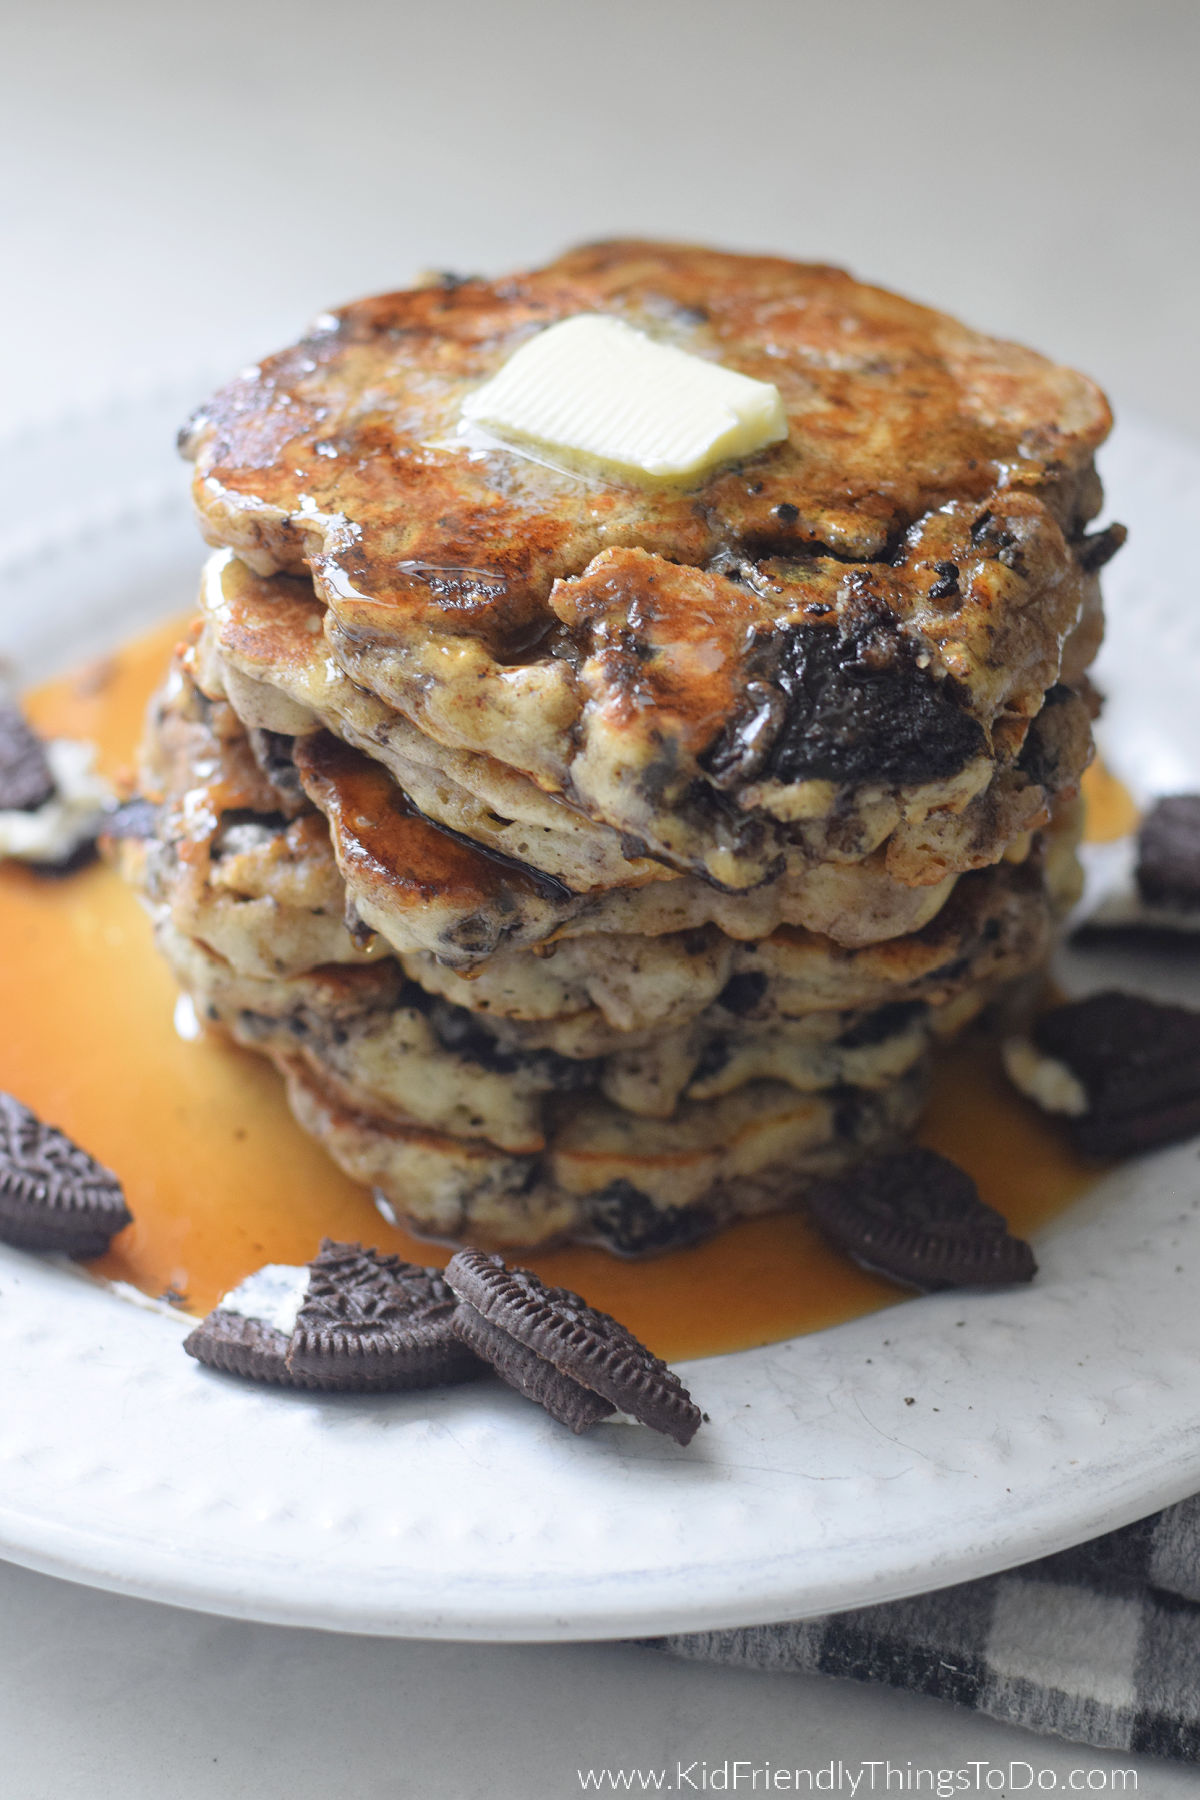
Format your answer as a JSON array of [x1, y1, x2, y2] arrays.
[[0, 738, 112, 864], [218, 1263, 310, 1336], [1002, 1037, 1089, 1117]]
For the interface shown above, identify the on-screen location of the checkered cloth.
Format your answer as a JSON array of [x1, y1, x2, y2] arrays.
[[655, 1498, 1200, 1761]]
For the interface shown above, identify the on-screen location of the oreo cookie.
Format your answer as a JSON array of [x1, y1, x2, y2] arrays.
[[0, 698, 55, 813], [1032, 990, 1200, 1156], [185, 1242, 483, 1390], [286, 1240, 481, 1388], [452, 1300, 615, 1433], [445, 1249, 702, 1444], [0, 1091, 132, 1258], [1074, 796, 1200, 944], [803, 1148, 1037, 1290], [1137, 797, 1200, 912]]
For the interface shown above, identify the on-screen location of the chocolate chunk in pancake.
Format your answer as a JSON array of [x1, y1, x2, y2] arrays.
[[0, 1092, 132, 1258], [585, 1180, 717, 1256], [803, 1148, 1037, 1289], [704, 610, 985, 791]]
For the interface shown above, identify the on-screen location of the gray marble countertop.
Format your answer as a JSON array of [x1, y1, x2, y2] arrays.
[[1, 1, 1196, 1791]]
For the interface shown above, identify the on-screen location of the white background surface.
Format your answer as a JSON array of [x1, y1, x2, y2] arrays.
[[2, 0, 1198, 1791]]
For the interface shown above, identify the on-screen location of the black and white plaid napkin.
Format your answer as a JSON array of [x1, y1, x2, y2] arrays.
[[654, 1498, 1200, 1762]]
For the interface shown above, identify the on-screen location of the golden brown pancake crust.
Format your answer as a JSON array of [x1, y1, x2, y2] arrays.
[[183, 238, 1110, 631]]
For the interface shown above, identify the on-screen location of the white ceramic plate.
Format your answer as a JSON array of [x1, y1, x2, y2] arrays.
[[2, 394, 1200, 1642]]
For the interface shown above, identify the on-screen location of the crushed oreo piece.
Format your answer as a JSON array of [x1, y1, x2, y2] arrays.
[[837, 1000, 926, 1050], [445, 1249, 702, 1444], [1137, 797, 1200, 912], [0, 698, 55, 813], [928, 560, 960, 602], [715, 970, 768, 1017], [247, 728, 306, 806], [1033, 991, 1200, 1156], [343, 897, 377, 951], [0, 1092, 132, 1257], [286, 1240, 481, 1388], [703, 608, 985, 791], [452, 1300, 615, 1432], [803, 1148, 1037, 1290], [586, 1180, 717, 1256]]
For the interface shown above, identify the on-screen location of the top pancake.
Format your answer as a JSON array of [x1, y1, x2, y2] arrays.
[[182, 242, 1112, 883]]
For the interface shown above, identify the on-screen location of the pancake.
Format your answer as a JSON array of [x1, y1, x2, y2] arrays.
[[159, 918, 944, 1137], [114, 653, 375, 980], [127, 665, 1056, 1046], [120, 242, 1115, 1252], [279, 1055, 930, 1252], [407, 855, 1053, 1048], [180, 241, 1114, 889], [197, 548, 1093, 909]]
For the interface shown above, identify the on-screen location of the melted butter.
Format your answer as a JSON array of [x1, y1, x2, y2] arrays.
[[2, 621, 1115, 1360]]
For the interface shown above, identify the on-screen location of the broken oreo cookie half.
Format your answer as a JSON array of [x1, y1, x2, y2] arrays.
[[1006, 990, 1200, 1157], [0, 701, 113, 873], [1076, 795, 1200, 942], [185, 1240, 484, 1391], [0, 1091, 133, 1258], [1137, 796, 1200, 913], [445, 1248, 703, 1444], [287, 1240, 481, 1388], [452, 1299, 616, 1434], [803, 1148, 1037, 1291]]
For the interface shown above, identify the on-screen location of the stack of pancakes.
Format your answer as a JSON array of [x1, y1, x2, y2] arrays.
[[117, 243, 1120, 1253]]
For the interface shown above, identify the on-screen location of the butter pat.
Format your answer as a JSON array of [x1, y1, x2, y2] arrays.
[[460, 314, 788, 481]]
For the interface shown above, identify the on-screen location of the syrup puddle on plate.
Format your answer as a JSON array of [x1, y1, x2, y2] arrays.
[[2, 620, 1115, 1361]]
